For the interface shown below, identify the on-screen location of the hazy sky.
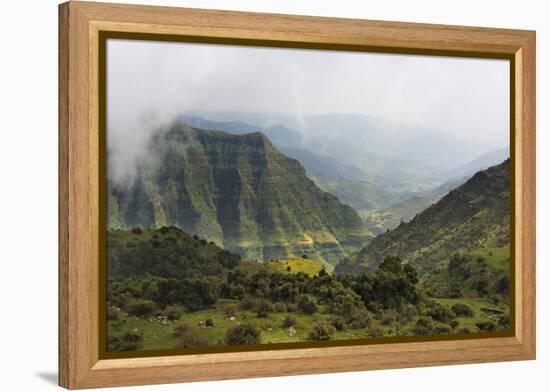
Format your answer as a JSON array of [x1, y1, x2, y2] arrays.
[[106, 38, 509, 184]]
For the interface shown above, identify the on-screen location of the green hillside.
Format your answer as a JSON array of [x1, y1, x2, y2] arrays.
[[336, 160, 510, 275], [108, 122, 371, 264]]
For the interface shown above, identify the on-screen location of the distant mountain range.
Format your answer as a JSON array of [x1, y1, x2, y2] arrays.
[[335, 160, 510, 275], [108, 122, 371, 264], [179, 114, 509, 216]]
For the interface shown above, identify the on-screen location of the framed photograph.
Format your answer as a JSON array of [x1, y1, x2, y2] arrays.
[[59, 1, 536, 389]]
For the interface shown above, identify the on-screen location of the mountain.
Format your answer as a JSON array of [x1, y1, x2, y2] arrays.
[[335, 160, 510, 275], [108, 122, 371, 264], [439, 147, 509, 179], [180, 115, 400, 210], [363, 177, 466, 234], [185, 111, 490, 174]]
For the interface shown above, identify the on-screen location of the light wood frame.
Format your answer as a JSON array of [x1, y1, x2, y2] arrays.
[[59, 1, 536, 389]]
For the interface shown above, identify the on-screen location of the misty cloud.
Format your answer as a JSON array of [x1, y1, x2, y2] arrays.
[[107, 39, 509, 185]]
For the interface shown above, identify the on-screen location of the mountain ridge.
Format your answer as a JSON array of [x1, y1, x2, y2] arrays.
[[108, 122, 372, 264]]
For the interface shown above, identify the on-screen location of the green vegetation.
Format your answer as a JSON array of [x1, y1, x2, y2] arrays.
[[108, 122, 371, 265], [106, 227, 509, 352], [267, 257, 333, 276], [336, 160, 510, 275]]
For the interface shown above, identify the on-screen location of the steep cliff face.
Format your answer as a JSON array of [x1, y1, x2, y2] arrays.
[[109, 122, 371, 264], [336, 160, 510, 275]]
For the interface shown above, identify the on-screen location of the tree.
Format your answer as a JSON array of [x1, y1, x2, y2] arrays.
[[298, 295, 317, 315], [309, 322, 335, 340], [225, 324, 261, 345]]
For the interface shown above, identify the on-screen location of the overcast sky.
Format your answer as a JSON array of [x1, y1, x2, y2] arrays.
[[106, 38, 509, 184]]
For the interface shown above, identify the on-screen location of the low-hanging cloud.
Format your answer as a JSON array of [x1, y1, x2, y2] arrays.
[[107, 39, 509, 186]]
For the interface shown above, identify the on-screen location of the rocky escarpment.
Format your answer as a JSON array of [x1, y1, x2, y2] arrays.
[[108, 122, 371, 264]]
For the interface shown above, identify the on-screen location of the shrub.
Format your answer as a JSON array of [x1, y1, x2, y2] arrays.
[[223, 305, 236, 319], [449, 320, 459, 329], [199, 239, 207, 246], [451, 303, 474, 317], [347, 309, 371, 329], [282, 315, 297, 328], [225, 324, 261, 345], [174, 323, 210, 348], [107, 306, 120, 321], [476, 321, 497, 332], [107, 336, 139, 352], [125, 299, 156, 318], [433, 324, 452, 334], [498, 315, 510, 329], [368, 325, 385, 338], [286, 303, 297, 313], [298, 296, 317, 315], [159, 227, 170, 234], [330, 317, 345, 331], [159, 305, 183, 321], [205, 318, 214, 327], [238, 296, 256, 311], [123, 329, 144, 343], [380, 310, 397, 326], [273, 302, 287, 313], [217, 250, 241, 268], [412, 317, 434, 336], [426, 303, 455, 322], [131, 227, 143, 234], [255, 299, 273, 318], [309, 322, 336, 340]]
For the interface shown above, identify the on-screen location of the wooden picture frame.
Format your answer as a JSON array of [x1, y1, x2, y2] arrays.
[[59, 1, 536, 389]]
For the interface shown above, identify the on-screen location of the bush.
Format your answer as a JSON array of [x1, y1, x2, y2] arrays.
[[412, 317, 434, 336], [125, 299, 156, 318], [282, 315, 297, 328], [223, 305, 236, 319], [255, 299, 273, 318], [107, 328, 144, 352], [273, 302, 287, 313], [158, 305, 183, 321], [330, 317, 345, 331], [426, 303, 455, 322], [199, 239, 208, 246], [225, 324, 261, 345], [309, 322, 336, 340], [368, 325, 385, 338], [238, 296, 256, 311], [205, 318, 214, 327], [433, 324, 452, 334], [380, 310, 397, 326], [449, 320, 459, 329], [174, 323, 210, 348], [298, 296, 317, 315], [476, 321, 497, 332], [217, 250, 241, 268], [131, 227, 143, 234], [347, 309, 371, 329], [286, 303, 297, 313], [107, 306, 120, 321], [451, 303, 474, 317]]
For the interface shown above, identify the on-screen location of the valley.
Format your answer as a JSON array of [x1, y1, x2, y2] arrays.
[[106, 115, 511, 352]]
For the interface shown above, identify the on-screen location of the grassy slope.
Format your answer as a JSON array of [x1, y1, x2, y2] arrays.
[[336, 160, 510, 275], [108, 296, 506, 351], [266, 257, 334, 276]]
